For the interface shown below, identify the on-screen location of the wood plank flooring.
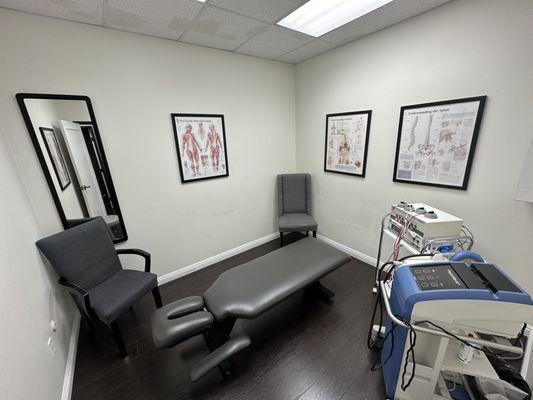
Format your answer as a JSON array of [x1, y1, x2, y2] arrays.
[[71, 233, 386, 400]]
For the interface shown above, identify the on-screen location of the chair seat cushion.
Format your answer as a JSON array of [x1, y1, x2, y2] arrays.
[[89, 269, 157, 323], [278, 213, 317, 232]]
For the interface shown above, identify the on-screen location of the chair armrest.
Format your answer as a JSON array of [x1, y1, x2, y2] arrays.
[[116, 248, 151, 272], [58, 277, 96, 319]]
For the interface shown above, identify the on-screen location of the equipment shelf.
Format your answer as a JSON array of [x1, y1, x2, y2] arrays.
[[441, 342, 499, 381]]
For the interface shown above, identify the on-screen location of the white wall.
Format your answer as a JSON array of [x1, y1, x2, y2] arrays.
[[0, 8, 296, 278], [0, 126, 76, 400], [295, 0, 533, 291]]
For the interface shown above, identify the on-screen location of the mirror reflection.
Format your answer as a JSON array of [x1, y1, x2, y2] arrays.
[[17, 95, 127, 242]]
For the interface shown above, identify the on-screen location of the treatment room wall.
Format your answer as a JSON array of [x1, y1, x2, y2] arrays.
[[294, 0, 533, 292], [0, 127, 76, 400], [0, 9, 296, 278]]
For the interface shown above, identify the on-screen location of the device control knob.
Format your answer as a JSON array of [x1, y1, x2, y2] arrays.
[[424, 211, 438, 219]]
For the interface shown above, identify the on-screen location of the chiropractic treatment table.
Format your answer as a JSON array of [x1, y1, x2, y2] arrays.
[[151, 237, 351, 381]]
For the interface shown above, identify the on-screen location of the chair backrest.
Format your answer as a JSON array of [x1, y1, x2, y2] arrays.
[[277, 173, 311, 216], [36, 217, 121, 289]]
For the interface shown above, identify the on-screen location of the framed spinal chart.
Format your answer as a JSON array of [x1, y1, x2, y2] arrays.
[[324, 110, 372, 177], [393, 96, 486, 190], [171, 114, 229, 183]]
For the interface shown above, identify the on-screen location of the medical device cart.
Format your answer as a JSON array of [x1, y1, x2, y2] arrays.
[[379, 261, 532, 400]]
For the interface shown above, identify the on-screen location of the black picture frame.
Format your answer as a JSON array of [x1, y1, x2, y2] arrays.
[[39, 127, 71, 191], [324, 110, 372, 177], [171, 113, 229, 183], [392, 96, 487, 190], [16, 93, 128, 243]]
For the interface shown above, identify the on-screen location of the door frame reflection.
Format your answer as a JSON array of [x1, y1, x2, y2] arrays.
[[16, 93, 128, 243]]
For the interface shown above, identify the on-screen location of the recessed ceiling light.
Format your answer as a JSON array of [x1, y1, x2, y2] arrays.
[[278, 0, 394, 37], [196, 0, 207, 3]]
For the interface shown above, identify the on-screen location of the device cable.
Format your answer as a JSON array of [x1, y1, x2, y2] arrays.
[[400, 321, 417, 391]]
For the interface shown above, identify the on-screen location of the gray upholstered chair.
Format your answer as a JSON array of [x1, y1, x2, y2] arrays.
[[277, 173, 318, 246], [36, 217, 162, 357]]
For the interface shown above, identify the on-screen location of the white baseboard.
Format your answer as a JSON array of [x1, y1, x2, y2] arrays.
[[61, 311, 81, 400], [158, 232, 377, 287], [158, 232, 280, 285], [317, 234, 376, 267]]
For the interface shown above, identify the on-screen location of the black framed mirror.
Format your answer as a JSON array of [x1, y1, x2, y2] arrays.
[[16, 93, 128, 243]]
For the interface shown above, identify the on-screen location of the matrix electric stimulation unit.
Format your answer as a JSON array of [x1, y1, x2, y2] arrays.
[[388, 203, 463, 251]]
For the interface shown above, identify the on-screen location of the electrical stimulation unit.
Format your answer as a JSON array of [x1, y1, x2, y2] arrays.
[[388, 203, 463, 252]]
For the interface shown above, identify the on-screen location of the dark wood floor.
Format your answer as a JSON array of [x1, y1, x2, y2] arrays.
[[72, 233, 386, 400]]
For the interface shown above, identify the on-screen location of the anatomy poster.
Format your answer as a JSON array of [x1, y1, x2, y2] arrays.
[[393, 96, 486, 190], [172, 114, 229, 183], [324, 110, 372, 177]]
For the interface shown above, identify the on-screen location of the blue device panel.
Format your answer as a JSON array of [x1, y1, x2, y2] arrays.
[[410, 265, 464, 291], [381, 261, 532, 399]]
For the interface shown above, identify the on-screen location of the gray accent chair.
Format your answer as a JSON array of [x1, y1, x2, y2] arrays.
[[36, 217, 162, 357], [277, 173, 318, 246]]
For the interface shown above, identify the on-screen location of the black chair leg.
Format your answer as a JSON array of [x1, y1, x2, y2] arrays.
[[109, 321, 127, 357], [280, 232, 284, 247], [306, 231, 309, 237], [313, 230, 317, 238], [152, 287, 163, 308]]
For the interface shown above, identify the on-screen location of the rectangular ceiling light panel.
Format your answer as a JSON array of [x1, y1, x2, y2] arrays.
[[278, 0, 394, 37]]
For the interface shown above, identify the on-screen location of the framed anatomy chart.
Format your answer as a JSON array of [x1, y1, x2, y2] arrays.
[[171, 114, 229, 183], [324, 110, 372, 177], [393, 96, 486, 190]]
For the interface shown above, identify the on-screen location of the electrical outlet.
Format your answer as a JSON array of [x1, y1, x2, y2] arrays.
[[47, 337, 56, 357]]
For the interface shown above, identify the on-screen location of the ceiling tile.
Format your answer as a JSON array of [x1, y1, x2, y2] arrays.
[[236, 25, 313, 59], [278, 39, 335, 63], [321, 0, 451, 44], [208, 0, 308, 23], [105, 0, 203, 40], [0, 0, 103, 24], [180, 5, 268, 51]]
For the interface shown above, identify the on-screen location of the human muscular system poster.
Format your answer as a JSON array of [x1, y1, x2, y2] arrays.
[[324, 110, 372, 177], [393, 96, 486, 190], [172, 114, 228, 183]]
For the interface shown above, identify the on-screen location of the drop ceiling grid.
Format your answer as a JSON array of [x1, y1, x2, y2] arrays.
[[0, 0, 453, 63], [105, 0, 204, 41], [207, 0, 308, 24], [179, 5, 270, 51]]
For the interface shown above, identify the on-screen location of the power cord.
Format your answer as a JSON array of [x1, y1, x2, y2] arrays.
[[367, 253, 434, 373], [398, 320, 527, 392], [401, 321, 417, 391]]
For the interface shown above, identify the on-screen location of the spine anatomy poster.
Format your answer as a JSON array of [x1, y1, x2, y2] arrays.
[[393, 96, 486, 190], [324, 110, 371, 177], [172, 114, 229, 183]]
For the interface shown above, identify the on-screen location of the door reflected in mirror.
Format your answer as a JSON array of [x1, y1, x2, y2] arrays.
[[17, 94, 127, 242]]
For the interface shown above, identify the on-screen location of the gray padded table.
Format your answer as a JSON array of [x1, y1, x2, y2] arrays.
[[151, 237, 351, 381], [204, 237, 351, 321]]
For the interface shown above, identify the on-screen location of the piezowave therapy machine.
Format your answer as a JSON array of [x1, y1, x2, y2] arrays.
[[380, 261, 533, 399]]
